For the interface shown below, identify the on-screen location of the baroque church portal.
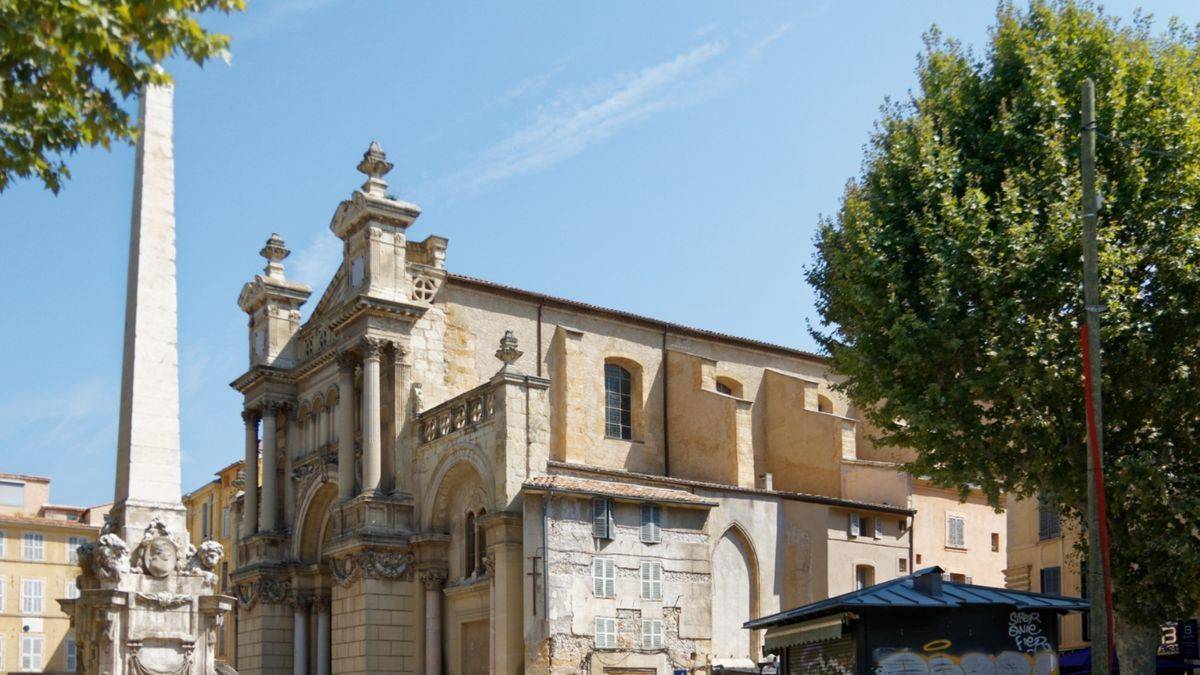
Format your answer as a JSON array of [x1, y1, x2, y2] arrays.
[[229, 142, 999, 675]]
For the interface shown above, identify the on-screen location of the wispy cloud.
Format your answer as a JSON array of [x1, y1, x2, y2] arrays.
[[0, 377, 117, 459], [748, 22, 794, 58], [421, 40, 728, 199]]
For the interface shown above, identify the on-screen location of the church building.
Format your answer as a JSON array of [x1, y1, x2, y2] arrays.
[[229, 142, 1004, 674]]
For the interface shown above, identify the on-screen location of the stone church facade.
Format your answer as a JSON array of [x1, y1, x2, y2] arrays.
[[229, 142, 1000, 674]]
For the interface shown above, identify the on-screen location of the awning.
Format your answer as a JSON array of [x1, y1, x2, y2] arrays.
[[763, 615, 846, 653]]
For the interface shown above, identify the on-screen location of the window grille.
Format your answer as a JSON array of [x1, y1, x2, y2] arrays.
[[1038, 493, 1062, 540], [640, 504, 661, 543], [604, 363, 633, 439], [592, 558, 615, 598], [640, 561, 662, 600]]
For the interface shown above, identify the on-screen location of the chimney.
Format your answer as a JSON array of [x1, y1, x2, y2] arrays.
[[913, 566, 944, 596]]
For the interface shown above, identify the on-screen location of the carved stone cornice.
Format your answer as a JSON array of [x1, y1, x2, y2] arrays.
[[235, 577, 291, 610]]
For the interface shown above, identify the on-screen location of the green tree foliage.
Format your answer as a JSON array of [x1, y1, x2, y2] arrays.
[[0, 0, 244, 192], [808, 0, 1200, 636]]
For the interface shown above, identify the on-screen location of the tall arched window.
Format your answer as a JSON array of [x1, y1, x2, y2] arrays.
[[465, 511, 477, 578], [604, 363, 632, 440]]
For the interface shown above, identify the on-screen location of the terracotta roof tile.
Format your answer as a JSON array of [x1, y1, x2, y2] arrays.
[[523, 474, 717, 507]]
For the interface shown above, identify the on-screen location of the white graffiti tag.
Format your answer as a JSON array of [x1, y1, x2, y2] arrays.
[[1007, 611, 1051, 653]]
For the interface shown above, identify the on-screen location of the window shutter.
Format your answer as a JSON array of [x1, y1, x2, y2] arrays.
[[848, 513, 860, 537], [642, 619, 663, 649], [593, 558, 604, 597], [874, 517, 883, 539], [593, 498, 610, 539], [641, 504, 661, 543], [640, 561, 662, 600], [605, 559, 615, 597]]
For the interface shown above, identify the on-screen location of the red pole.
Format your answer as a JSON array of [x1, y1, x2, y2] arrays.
[[1081, 324, 1116, 665]]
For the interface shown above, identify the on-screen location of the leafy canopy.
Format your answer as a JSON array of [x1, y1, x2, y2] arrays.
[[808, 0, 1200, 625], [0, 0, 244, 193]]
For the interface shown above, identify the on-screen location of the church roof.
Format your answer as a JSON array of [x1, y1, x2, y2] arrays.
[[447, 273, 827, 365], [523, 474, 718, 507]]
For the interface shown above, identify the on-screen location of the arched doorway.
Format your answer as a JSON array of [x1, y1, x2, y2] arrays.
[[292, 480, 338, 675], [712, 525, 759, 662]]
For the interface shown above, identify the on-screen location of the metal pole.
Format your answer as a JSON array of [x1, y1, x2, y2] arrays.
[[1080, 77, 1114, 674]]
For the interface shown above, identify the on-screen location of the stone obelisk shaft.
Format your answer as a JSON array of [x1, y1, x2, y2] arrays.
[[113, 83, 182, 517]]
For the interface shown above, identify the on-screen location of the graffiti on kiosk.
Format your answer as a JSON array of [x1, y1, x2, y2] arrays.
[[1008, 611, 1052, 653], [873, 643, 1058, 674]]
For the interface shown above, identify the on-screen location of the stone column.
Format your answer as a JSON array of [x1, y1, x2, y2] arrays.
[[293, 598, 309, 675], [242, 409, 259, 538], [259, 403, 279, 533], [316, 595, 331, 675], [284, 405, 299, 525], [479, 512, 525, 675], [361, 338, 384, 494], [420, 570, 446, 675], [336, 352, 357, 499]]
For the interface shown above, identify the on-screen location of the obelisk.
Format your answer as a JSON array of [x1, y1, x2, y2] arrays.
[[61, 82, 236, 675], [112, 80, 185, 542]]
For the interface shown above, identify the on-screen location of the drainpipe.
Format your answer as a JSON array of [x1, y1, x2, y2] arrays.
[[909, 513, 915, 573], [542, 490, 553, 663], [661, 331, 669, 477]]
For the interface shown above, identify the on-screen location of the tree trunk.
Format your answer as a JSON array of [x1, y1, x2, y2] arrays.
[[1114, 611, 1159, 674]]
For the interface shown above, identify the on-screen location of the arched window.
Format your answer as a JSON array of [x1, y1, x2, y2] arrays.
[[855, 564, 875, 590], [715, 376, 743, 398], [817, 394, 834, 414], [465, 511, 476, 577], [604, 363, 632, 440]]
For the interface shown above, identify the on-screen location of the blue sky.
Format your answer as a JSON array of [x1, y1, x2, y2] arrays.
[[3, 1, 1197, 507]]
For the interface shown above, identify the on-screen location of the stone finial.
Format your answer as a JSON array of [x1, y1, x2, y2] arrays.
[[260, 233, 289, 280], [356, 140, 394, 198], [495, 330, 523, 372]]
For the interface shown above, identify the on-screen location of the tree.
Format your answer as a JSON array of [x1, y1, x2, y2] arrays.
[[807, 1, 1200, 668], [0, 0, 244, 193]]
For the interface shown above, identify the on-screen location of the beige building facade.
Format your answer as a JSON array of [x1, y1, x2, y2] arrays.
[[184, 459, 246, 667], [0, 473, 103, 673], [1005, 494, 1088, 651], [228, 142, 1005, 674]]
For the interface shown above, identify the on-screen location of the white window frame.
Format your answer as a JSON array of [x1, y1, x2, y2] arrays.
[[66, 634, 77, 672], [67, 536, 86, 565], [641, 618, 664, 649], [640, 561, 662, 600], [0, 574, 5, 612], [640, 503, 661, 544], [21, 578, 44, 615], [898, 557, 908, 573], [873, 517, 883, 539], [0, 530, 6, 557], [20, 635, 42, 672], [592, 498, 613, 540], [592, 558, 615, 598], [594, 616, 618, 649], [848, 513, 861, 538], [22, 533, 44, 561], [65, 578, 79, 600], [946, 513, 966, 549]]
